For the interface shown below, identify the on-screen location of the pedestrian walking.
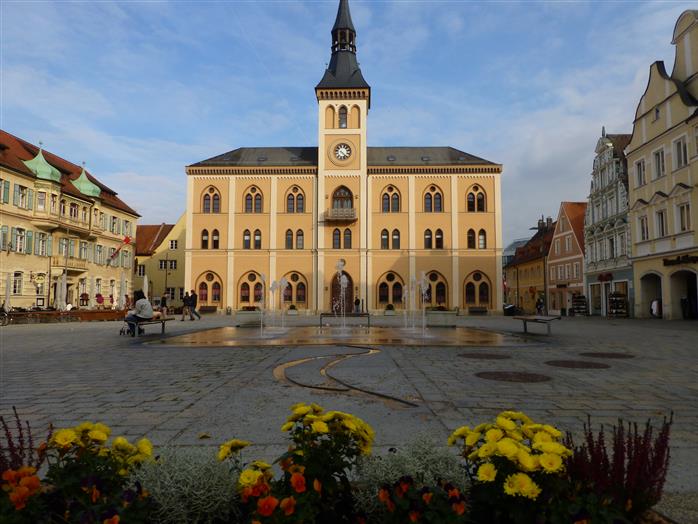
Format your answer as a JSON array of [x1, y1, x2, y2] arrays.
[[181, 291, 190, 321], [190, 289, 202, 320]]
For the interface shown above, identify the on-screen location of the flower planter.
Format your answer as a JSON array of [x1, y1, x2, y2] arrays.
[[286, 309, 298, 316], [384, 309, 396, 316], [425, 309, 458, 327], [235, 310, 262, 327]]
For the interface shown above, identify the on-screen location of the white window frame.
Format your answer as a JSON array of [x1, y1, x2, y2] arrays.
[[564, 236, 571, 252], [674, 135, 688, 170], [69, 203, 79, 219], [36, 191, 46, 211], [656, 210, 667, 238], [159, 260, 167, 270], [639, 216, 649, 241], [17, 185, 28, 208], [37, 233, 47, 256], [137, 264, 145, 277], [678, 202, 691, 232], [652, 148, 665, 179], [169, 260, 177, 270], [169, 240, 178, 250], [12, 272, 23, 294], [554, 239, 560, 255], [15, 228, 26, 253]]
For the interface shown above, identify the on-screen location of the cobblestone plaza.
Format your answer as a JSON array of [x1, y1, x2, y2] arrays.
[[1, 316, 696, 518]]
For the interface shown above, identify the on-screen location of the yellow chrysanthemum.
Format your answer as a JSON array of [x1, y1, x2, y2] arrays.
[[504, 473, 537, 499], [250, 460, 271, 471], [533, 431, 553, 444], [517, 450, 539, 472], [136, 438, 153, 457], [477, 442, 498, 459], [496, 416, 517, 431], [292, 405, 312, 417], [238, 469, 263, 487], [453, 426, 471, 438], [474, 423, 490, 433], [496, 438, 520, 460], [112, 436, 136, 455], [503, 474, 520, 496], [465, 432, 481, 447], [93, 423, 111, 438], [310, 403, 323, 414], [311, 421, 329, 434], [499, 411, 533, 424], [51, 429, 78, 448], [477, 462, 497, 482], [521, 479, 542, 500], [88, 429, 109, 444], [539, 452, 563, 473], [485, 428, 504, 443], [541, 424, 562, 438], [281, 422, 294, 432], [74, 422, 94, 434], [533, 441, 571, 457]]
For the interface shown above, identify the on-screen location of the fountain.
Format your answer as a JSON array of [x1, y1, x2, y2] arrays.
[[419, 271, 429, 338], [259, 273, 266, 337], [269, 280, 279, 327], [278, 276, 289, 328], [402, 287, 409, 329]]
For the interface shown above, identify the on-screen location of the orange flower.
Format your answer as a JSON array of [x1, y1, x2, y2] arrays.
[[241, 486, 254, 503], [378, 488, 390, 503], [2, 469, 18, 486], [251, 482, 269, 498], [452, 501, 466, 516], [289, 464, 306, 474], [257, 495, 279, 517], [290, 472, 306, 493], [280, 496, 296, 516], [17, 466, 36, 477], [103, 516, 120, 524], [386, 499, 395, 512], [313, 478, 322, 493], [280, 457, 293, 471], [9, 486, 30, 510], [400, 480, 411, 493], [422, 492, 433, 505], [19, 476, 40, 494], [90, 486, 101, 503], [448, 487, 460, 499], [409, 510, 420, 522]]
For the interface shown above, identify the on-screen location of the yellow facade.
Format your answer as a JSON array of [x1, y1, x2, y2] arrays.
[[0, 132, 138, 309], [134, 214, 186, 309], [626, 10, 698, 320], [505, 258, 547, 314], [185, 0, 502, 314]]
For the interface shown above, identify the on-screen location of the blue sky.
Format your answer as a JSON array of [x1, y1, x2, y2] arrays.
[[1, 0, 691, 243]]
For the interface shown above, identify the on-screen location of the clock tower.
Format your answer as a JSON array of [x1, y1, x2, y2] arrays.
[[315, 0, 370, 309]]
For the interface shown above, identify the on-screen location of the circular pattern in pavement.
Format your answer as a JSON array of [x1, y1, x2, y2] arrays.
[[459, 352, 511, 360], [475, 371, 551, 383], [545, 360, 610, 369], [579, 352, 635, 359]]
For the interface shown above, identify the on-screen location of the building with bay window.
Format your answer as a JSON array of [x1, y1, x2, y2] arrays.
[[185, 0, 503, 314], [584, 128, 634, 316], [0, 130, 139, 309]]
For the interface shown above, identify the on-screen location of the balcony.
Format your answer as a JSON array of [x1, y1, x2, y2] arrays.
[[325, 208, 357, 221], [51, 256, 88, 273]]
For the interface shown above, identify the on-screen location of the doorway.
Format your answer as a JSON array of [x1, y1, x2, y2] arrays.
[[669, 270, 697, 319], [330, 272, 353, 314]]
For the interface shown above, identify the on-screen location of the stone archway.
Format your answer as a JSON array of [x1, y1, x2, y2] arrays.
[[330, 272, 354, 314], [640, 273, 662, 318], [669, 270, 698, 320]]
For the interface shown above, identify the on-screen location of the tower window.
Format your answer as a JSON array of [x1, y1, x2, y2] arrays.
[[339, 106, 348, 129]]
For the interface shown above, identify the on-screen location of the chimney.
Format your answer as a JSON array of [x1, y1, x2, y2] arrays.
[[537, 218, 545, 231], [546, 217, 553, 228]]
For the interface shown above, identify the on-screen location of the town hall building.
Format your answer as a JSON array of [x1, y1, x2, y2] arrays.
[[184, 0, 503, 314]]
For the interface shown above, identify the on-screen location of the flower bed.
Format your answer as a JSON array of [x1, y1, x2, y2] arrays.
[[1, 406, 673, 523]]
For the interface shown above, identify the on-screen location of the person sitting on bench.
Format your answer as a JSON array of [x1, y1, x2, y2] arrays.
[[125, 289, 154, 337]]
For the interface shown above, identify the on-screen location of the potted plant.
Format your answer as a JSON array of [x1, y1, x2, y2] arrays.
[[236, 306, 262, 327], [95, 293, 104, 309], [384, 303, 396, 316], [287, 304, 298, 316], [79, 293, 89, 307]]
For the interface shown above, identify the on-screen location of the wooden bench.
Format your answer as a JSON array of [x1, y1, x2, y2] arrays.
[[131, 317, 176, 336], [513, 315, 561, 336], [320, 312, 371, 327]]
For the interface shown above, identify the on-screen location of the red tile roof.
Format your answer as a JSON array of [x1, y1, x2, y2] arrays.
[[561, 202, 587, 252], [0, 129, 139, 217], [135, 224, 175, 256], [506, 223, 557, 267]]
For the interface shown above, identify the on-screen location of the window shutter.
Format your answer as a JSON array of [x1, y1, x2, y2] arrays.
[[0, 225, 7, 250], [26, 231, 33, 254], [27, 189, 34, 210], [47, 235, 53, 256], [11, 227, 17, 251], [2, 180, 9, 203], [13, 185, 20, 206], [69, 239, 75, 258]]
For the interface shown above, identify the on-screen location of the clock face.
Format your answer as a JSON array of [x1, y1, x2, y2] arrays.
[[334, 143, 352, 160]]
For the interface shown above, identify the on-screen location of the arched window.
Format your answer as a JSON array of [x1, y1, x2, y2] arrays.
[[479, 282, 490, 305], [424, 193, 432, 212], [212, 229, 220, 249], [392, 282, 403, 304], [296, 194, 304, 213], [199, 282, 208, 302], [287, 194, 295, 213], [212, 194, 220, 213], [296, 230, 304, 249], [424, 229, 432, 249], [435, 229, 444, 249], [381, 229, 389, 249], [435, 282, 447, 305], [467, 193, 475, 212], [465, 282, 476, 304], [434, 193, 443, 212], [339, 106, 348, 128], [332, 186, 353, 209], [201, 229, 209, 249], [424, 185, 442, 212], [254, 229, 262, 249], [212, 282, 221, 302], [478, 229, 487, 249], [391, 193, 400, 212], [286, 229, 294, 249], [344, 228, 352, 249], [254, 194, 262, 213], [467, 229, 476, 249], [382, 194, 390, 213], [253, 282, 263, 302], [296, 282, 306, 302], [392, 229, 400, 249], [283, 283, 293, 302], [378, 282, 389, 303], [245, 194, 253, 213], [203, 194, 211, 213], [477, 193, 486, 212], [240, 282, 250, 302], [333, 228, 341, 249], [243, 229, 251, 249]]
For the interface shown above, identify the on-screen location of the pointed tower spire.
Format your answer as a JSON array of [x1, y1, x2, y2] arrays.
[[316, 0, 370, 98]]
